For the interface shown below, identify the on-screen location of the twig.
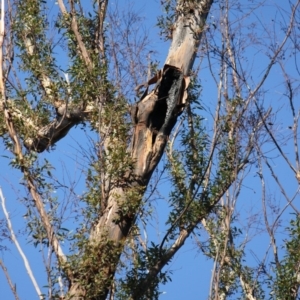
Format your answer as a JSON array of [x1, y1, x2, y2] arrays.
[[255, 102, 297, 175], [257, 154, 280, 267], [248, 0, 300, 100], [279, 61, 300, 177], [0, 259, 20, 300], [0, 187, 42, 298], [260, 147, 299, 214]]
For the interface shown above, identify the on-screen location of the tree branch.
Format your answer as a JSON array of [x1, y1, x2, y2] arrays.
[[58, 0, 92, 70], [0, 187, 42, 299], [0, 1, 67, 278], [0, 259, 20, 300]]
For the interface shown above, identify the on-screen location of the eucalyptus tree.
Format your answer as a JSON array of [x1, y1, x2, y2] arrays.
[[1, 0, 300, 299]]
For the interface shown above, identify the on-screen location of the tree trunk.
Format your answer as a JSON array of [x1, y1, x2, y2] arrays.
[[67, 0, 214, 298]]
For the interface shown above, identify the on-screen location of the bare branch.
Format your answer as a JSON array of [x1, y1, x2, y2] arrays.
[[248, 0, 300, 99], [0, 259, 20, 300], [0, 187, 42, 299], [257, 155, 280, 267], [279, 61, 300, 176]]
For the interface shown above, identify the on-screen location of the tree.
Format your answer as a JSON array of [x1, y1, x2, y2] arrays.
[[1, 0, 300, 299]]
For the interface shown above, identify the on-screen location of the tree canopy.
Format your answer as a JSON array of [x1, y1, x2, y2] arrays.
[[1, 0, 300, 299]]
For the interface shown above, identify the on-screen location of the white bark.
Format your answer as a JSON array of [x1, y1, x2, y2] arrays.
[[0, 188, 43, 299]]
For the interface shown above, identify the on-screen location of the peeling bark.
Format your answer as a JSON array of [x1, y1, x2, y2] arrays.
[[131, 65, 188, 181], [68, 1, 215, 299], [90, 66, 189, 242], [165, 0, 213, 73]]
